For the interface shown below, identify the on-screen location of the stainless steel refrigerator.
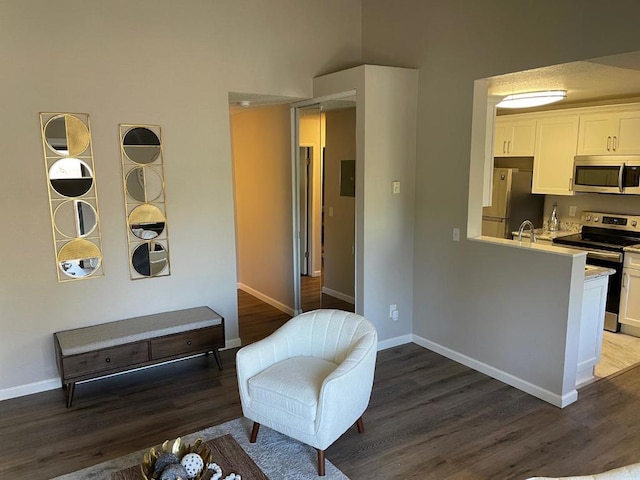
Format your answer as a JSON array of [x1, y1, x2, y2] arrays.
[[482, 168, 544, 239]]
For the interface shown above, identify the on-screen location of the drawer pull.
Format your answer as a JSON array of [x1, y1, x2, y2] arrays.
[[187, 340, 192, 345], [105, 357, 111, 363]]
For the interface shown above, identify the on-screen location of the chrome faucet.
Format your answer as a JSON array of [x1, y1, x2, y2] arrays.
[[518, 220, 537, 243]]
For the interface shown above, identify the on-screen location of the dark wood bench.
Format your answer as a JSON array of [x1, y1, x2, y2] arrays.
[[54, 306, 225, 407]]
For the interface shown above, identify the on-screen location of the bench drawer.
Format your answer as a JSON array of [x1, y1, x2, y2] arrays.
[[150, 326, 223, 359], [62, 341, 149, 379]]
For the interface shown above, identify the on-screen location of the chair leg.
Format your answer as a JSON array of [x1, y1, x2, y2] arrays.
[[317, 449, 326, 476], [356, 416, 365, 433], [250, 422, 260, 443]]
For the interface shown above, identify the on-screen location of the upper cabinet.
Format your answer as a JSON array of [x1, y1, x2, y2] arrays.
[[493, 118, 536, 156], [577, 107, 640, 155], [532, 114, 579, 195]]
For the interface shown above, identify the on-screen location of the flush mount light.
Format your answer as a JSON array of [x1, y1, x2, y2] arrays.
[[239, 100, 251, 108], [497, 90, 567, 109]]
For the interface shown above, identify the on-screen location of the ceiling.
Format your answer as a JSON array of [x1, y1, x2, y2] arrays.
[[489, 50, 640, 114]]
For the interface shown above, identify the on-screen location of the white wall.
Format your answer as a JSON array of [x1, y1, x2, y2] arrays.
[[314, 65, 418, 348], [231, 105, 294, 316], [361, 0, 640, 404], [0, 0, 361, 398]]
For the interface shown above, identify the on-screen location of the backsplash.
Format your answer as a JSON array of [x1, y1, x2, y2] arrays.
[[544, 194, 640, 227]]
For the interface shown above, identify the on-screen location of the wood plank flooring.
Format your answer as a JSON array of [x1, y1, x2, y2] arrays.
[[2, 295, 640, 479], [595, 330, 640, 378]]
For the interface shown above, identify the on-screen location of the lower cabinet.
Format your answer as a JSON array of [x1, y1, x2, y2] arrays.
[[620, 252, 640, 328], [575, 274, 608, 387]]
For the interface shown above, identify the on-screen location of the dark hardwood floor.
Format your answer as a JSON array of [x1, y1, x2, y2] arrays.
[[2, 292, 640, 479]]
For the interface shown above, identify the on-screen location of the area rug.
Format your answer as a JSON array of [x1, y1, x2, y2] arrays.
[[51, 417, 349, 480]]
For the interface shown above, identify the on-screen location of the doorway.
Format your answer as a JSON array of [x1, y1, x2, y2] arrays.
[[293, 95, 357, 314]]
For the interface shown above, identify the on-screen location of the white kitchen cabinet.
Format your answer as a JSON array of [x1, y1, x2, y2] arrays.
[[620, 252, 640, 329], [575, 274, 609, 387], [493, 118, 536, 156], [577, 108, 640, 155], [532, 114, 579, 195]]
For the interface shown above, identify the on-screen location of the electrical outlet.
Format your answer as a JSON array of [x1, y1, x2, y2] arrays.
[[453, 228, 460, 242], [392, 310, 399, 321], [569, 206, 577, 217], [392, 181, 401, 194]]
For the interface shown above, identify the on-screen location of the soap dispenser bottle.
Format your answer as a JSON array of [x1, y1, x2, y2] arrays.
[[548, 203, 559, 231]]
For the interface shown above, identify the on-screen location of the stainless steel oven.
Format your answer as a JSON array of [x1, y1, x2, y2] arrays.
[[553, 212, 640, 332]]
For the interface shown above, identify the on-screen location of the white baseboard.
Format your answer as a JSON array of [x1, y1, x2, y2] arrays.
[[0, 378, 60, 401], [238, 283, 295, 316], [411, 334, 577, 408], [377, 334, 413, 351], [312, 270, 322, 277], [321, 286, 355, 304]]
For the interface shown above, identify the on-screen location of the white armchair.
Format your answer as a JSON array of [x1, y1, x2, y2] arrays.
[[236, 309, 377, 476]]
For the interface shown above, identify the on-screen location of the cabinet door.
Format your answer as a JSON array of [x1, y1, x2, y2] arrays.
[[532, 115, 579, 195], [493, 123, 510, 156], [614, 111, 640, 154], [493, 119, 536, 156], [509, 121, 536, 156], [620, 268, 640, 329], [577, 113, 614, 155]]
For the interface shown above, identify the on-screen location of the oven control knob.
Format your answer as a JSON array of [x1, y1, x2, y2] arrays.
[[633, 221, 638, 228], [594, 216, 600, 222], [585, 215, 592, 221]]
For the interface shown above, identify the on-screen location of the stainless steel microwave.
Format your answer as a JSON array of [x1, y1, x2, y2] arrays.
[[573, 155, 640, 194]]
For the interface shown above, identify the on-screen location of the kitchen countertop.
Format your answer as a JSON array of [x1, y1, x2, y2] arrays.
[[512, 226, 580, 241], [585, 265, 615, 280], [624, 244, 640, 253]]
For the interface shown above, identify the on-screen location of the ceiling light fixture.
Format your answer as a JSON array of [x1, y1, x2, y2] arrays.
[[239, 100, 251, 108], [497, 90, 567, 109]]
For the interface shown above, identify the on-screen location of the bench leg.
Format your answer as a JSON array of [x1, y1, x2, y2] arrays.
[[212, 348, 223, 370], [66, 383, 76, 408]]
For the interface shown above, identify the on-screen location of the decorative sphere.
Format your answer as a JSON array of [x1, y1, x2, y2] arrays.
[[154, 453, 180, 473], [160, 463, 189, 480], [180, 452, 204, 479]]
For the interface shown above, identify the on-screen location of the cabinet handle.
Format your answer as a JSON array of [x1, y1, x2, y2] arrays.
[[507, 140, 511, 153], [569, 177, 573, 192], [503, 141, 507, 154], [622, 274, 626, 289], [607, 136, 611, 151], [613, 136, 618, 151], [105, 357, 111, 363], [187, 340, 192, 345]]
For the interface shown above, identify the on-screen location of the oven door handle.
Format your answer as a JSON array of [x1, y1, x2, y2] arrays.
[[618, 163, 625, 193], [587, 250, 623, 263], [554, 242, 622, 263]]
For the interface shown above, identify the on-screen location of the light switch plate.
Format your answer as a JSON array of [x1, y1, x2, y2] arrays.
[[392, 181, 401, 194], [453, 228, 460, 241]]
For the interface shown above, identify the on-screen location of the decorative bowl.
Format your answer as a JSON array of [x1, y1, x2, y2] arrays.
[[140, 437, 213, 480]]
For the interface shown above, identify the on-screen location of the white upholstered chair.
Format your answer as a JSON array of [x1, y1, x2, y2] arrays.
[[527, 463, 640, 480], [236, 309, 377, 476]]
